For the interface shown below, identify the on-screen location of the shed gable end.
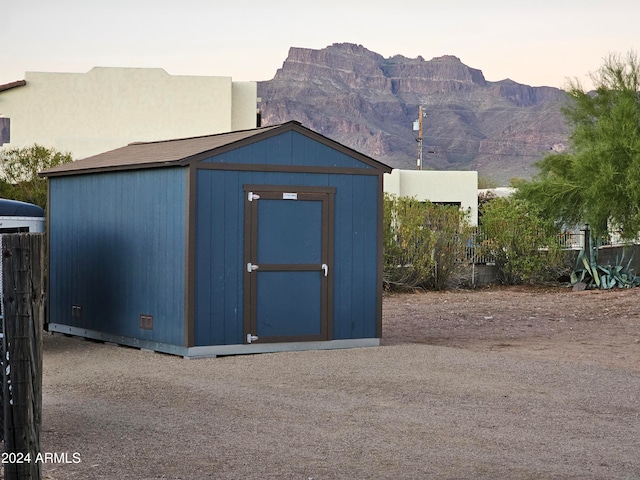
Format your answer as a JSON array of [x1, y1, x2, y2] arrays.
[[199, 130, 374, 170]]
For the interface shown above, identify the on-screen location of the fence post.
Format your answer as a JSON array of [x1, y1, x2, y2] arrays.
[[2, 233, 45, 480]]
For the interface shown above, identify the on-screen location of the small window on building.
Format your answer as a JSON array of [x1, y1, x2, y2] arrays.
[[0, 117, 9, 145], [0, 227, 30, 234]]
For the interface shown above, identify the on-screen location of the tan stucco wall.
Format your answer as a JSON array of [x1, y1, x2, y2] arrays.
[[0, 67, 257, 159], [232, 81, 258, 131], [384, 169, 479, 225]]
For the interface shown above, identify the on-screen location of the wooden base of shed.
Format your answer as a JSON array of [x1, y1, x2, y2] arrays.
[[46, 323, 380, 358]]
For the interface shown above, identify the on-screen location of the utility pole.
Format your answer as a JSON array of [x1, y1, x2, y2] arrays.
[[413, 105, 424, 170]]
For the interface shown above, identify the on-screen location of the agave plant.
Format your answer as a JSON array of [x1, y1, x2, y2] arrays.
[[570, 249, 640, 289]]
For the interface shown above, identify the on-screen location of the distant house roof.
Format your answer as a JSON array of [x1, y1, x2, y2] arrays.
[[0, 80, 26, 93], [40, 121, 392, 177], [0, 198, 44, 217]]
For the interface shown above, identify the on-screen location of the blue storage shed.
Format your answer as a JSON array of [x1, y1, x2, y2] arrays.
[[41, 121, 392, 357]]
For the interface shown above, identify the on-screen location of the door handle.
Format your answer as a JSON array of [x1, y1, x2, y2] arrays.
[[322, 264, 328, 277]]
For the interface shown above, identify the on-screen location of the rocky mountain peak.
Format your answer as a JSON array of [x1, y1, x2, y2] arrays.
[[258, 44, 570, 184], [275, 43, 382, 81]]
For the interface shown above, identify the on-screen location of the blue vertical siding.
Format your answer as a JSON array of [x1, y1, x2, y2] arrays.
[[194, 170, 242, 346], [332, 175, 379, 340], [201, 131, 374, 169], [48, 128, 384, 350], [194, 168, 379, 346], [48, 168, 187, 346]]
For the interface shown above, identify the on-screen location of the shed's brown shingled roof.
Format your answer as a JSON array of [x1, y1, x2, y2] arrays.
[[41, 124, 284, 176], [40, 121, 392, 177]]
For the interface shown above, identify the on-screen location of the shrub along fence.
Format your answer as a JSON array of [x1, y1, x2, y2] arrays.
[[383, 194, 474, 291], [463, 227, 640, 287], [383, 193, 640, 289]]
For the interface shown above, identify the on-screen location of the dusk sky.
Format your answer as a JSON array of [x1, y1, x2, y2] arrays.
[[2, 0, 638, 90]]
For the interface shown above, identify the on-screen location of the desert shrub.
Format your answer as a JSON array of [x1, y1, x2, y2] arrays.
[[383, 194, 472, 291], [479, 196, 567, 284]]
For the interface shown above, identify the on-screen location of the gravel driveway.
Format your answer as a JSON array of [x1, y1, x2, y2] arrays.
[[34, 287, 640, 479]]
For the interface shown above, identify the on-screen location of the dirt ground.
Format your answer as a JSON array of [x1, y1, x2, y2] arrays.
[[24, 286, 640, 479], [382, 285, 640, 371]]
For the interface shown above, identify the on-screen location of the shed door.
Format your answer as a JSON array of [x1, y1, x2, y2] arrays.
[[244, 186, 334, 344]]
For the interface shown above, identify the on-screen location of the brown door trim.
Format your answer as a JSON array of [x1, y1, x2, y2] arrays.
[[243, 185, 335, 344]]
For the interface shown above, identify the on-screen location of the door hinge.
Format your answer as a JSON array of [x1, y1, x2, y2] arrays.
[[247, 263, 259, 272], [248, 191, 260, 201], [247, 333, 259, 343]]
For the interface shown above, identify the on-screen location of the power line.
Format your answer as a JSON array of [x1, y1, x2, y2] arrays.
[[410, 133, 566, 153], [436, 150, 554, 159], [417, 105, 564, 114]]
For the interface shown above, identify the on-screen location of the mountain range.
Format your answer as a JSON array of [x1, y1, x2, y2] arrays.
[[257, 43, 571, 185]]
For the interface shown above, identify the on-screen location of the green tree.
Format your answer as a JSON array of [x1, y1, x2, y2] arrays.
[[517, 51, 640, 240], [0, 144, 73, 209]]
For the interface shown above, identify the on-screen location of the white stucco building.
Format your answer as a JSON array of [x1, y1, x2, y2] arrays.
[[384, 169, 479, 225], [0, 67, 258, 159]]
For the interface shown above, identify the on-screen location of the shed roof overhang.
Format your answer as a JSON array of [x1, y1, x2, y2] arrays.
[[40, 121, 392, 178]]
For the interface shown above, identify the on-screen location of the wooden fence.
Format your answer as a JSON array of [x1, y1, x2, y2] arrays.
[[1, 233, 45, 480]]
